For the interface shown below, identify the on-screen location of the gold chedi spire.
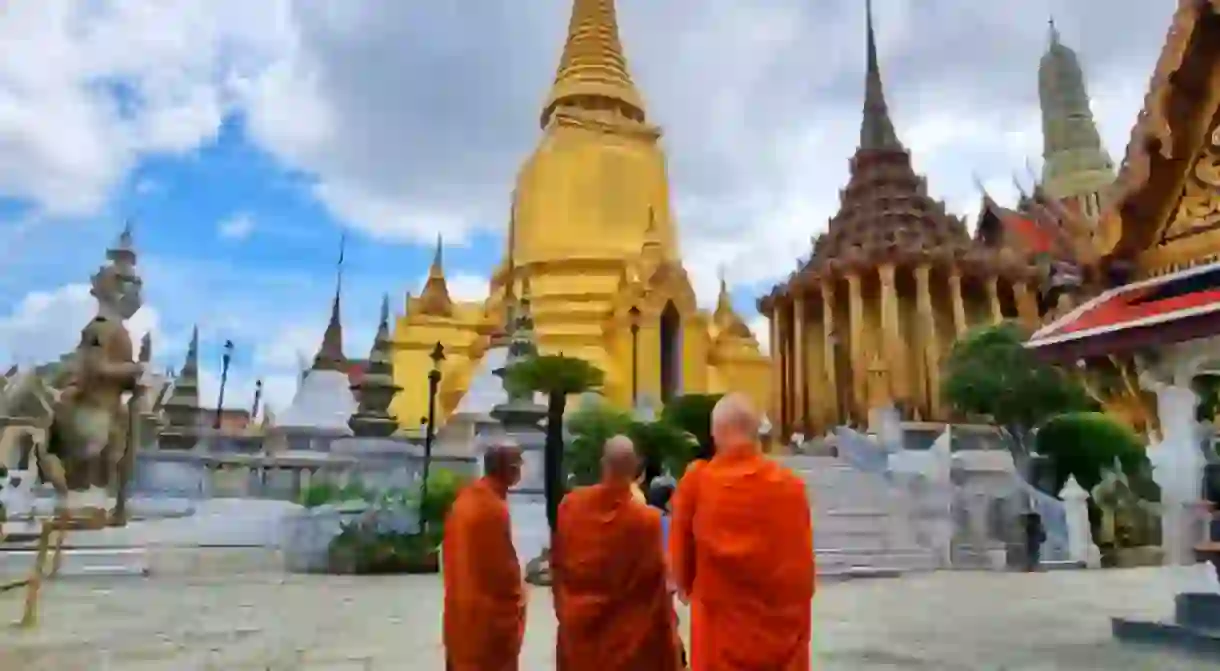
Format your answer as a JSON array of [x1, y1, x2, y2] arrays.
[[541, 0, 646, 127], [713, 269, 753, 338], [418, 234, 454, 317]]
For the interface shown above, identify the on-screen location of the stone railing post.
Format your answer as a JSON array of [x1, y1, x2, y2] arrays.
[[1060, 475, 1100, 568]]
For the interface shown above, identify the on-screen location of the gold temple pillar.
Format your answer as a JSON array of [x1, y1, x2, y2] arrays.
[[792, 294, 806, 434], [821, 280, 838, 429], [847, 273, 865, 420], [878, 264, 905, 402], [985, 276, 1003, 324], [776, 303, 789, 437], [914, 264, 942, 420], [1013, 280, 1039, 327], [768, 310, 781, 433], [948, 270, 967, 336]]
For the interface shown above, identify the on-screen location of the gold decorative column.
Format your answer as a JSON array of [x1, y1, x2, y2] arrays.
[[1013, 280, 1039, 327], [792, 294, 806, 434], [914, 264, 941, 420], [985, 276, 1003, 324], [821, 280, 838, 428], [768, 310, 781, 434], [847, 273, 865, 420], [879, 264, 905, 402], [948, 270, 967, 336], [776, 303, 789, 437]]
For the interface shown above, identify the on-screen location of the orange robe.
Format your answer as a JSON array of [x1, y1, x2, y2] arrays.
[[442, 477, 525, 671], [670, 451, 815, 670], [553, 483, 681, 671]]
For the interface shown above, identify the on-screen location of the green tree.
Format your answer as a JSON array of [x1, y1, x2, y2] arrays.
[[1196, 375, 1220, 423], [505, 354, 605, 532], [1035, 412, 1155, 496], [661, 393, 722, 460], [566, 402, 634, 486], [941, 321, 1095, 470], [629, 418, 696, 482]]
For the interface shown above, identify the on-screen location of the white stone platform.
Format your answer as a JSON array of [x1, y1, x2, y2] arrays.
[[787, 455, 941, 574]]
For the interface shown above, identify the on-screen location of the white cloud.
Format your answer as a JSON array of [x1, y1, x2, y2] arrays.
[[0, 283, 160, 367], [217, 212, 255, 240], [0, 0, 1171, 340], [0, 0, 290, 214], [197, 367, 297, 416]]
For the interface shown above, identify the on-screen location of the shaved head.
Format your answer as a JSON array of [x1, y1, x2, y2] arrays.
[[711, 393, 761, 454], [483, 441, 524, 487], [601, 434, 639, 483]]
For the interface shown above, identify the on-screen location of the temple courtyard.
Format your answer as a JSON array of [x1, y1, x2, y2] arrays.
[[0, 557, 1211, 670]]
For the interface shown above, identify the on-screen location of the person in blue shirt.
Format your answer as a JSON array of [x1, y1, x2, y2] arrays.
[[646, 478, 685, 667]]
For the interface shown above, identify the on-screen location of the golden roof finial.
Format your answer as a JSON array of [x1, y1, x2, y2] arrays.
[[713, 267, 752, 338], [419, 234, 454, 317], [541, 0, 646, 127]]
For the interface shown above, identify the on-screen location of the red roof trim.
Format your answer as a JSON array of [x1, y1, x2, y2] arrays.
[[1028, 260, 1220, 349]]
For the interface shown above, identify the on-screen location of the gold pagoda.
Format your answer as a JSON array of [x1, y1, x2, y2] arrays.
[[757, 1, 1040, 441], [389, 0, 770, 429]]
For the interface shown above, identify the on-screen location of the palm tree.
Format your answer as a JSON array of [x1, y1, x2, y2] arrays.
[[505, 354, 605, 531]]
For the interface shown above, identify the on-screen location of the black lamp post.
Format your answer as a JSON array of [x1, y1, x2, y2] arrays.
[[214, 340, 234, 430], [628, 306, 641, 406], [419, 342, 445, 533]]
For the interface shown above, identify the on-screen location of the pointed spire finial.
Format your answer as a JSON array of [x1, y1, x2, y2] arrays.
[[418, 234, 454, 317], [860, 0, 901, 151], [430, 234, 444, 276], [313, 232, 348, 372], [379, 293, 390, 328], [1048, 16, 1060, 44], [542, 0, 646, 127]]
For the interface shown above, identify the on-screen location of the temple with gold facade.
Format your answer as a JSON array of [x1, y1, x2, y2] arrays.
[[758, 3, 1135, 441], [387, 0, 770, 429], [759, 3, 1046, 440]]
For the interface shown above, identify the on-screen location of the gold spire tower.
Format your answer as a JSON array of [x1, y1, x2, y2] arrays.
[[542, 0, 646, 126], [389, 0, 770, 429]]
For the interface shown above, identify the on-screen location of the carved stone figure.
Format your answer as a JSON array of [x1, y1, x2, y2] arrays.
[[36, 244, 145, 515]]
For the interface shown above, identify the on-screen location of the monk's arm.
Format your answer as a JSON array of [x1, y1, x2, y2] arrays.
[[786, 476, 816, 601], [668, 466, 700, 597], [469, 505, 524, 615], [551, 497, 574, 615]]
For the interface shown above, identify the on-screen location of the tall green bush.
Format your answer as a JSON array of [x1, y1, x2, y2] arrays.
[[661, 393, 722, 460], [1035, 411, 1156, 498]]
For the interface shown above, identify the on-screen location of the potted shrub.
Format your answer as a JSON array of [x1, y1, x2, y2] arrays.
[[324, 469, 465, 575]]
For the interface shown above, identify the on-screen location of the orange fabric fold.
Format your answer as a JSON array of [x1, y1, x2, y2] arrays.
[[442, 477, 525, 671], [553, 483, 681, 671], [670, 452, 815, 671]]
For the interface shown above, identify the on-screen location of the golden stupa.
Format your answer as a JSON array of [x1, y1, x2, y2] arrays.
[[388, 0, 770, 429]]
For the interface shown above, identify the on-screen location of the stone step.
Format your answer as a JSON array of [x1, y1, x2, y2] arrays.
[[1112, 616, 1220, 658], [0, 547, 150, 578]]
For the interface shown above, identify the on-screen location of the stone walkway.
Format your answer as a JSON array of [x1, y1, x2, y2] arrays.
[[0, 564, 1213, 669]]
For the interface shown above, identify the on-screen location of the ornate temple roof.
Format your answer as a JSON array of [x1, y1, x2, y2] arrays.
[[1028, 260, 1220, 360], [541, 0, 646, 127], [1095, 0, 1220, 266], [802, 0, 972, 276]]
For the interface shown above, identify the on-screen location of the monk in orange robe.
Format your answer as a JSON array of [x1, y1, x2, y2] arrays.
[[670, 393, 815, 670], [553, 434, 681, 671], [443, 442, 527, 671]]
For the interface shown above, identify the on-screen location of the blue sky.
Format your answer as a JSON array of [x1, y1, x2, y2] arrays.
[[0, 0, 1166, 410]]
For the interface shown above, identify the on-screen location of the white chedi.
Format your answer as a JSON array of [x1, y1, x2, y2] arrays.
[[276, 369, 357, 433]]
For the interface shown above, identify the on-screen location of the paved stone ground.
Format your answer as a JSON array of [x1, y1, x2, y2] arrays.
[[0, 562, 1214, 670]]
